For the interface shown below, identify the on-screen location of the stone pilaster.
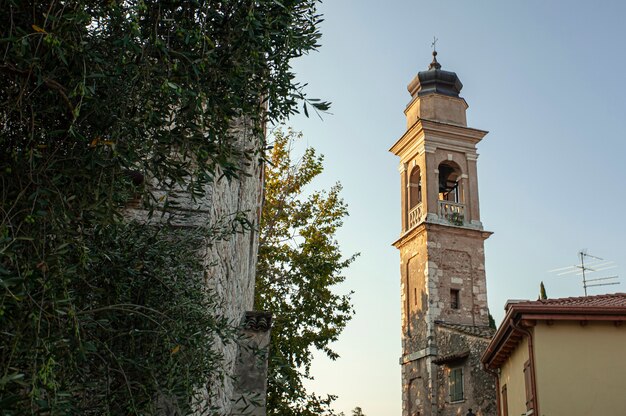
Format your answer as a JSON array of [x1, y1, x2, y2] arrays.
[[230, 311, 272, 416]]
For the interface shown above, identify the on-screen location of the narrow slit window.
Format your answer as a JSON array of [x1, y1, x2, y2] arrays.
[[450, 289, 460, 310]]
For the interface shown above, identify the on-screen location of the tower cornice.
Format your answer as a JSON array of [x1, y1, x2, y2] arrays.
[[389, 118, 488, 158], [392, 222, 493, 249]]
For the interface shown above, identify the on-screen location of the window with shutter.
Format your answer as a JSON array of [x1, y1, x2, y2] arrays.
[[449, 367, 464, 402], [501, 384, 508, 416], [523, 360, 534, 411]]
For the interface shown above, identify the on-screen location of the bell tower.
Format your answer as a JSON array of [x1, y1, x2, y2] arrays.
[[390, 52, 496, 416]]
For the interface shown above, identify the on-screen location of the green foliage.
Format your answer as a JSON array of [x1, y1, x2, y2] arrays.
[[351, 407, 366, 416], [1, 1, 326, 414], [488, 313, 497, 330], [0, 219, 246, 414], [2, 223, 236, 414], [255, 129, 357, 416], [448, 212, 464, 226]]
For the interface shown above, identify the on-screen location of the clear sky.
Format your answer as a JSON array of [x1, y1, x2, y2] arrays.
[[283, 1, 626, 414]]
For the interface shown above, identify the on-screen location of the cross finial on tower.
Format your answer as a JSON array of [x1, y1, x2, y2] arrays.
[[429, 37, 441, 70]]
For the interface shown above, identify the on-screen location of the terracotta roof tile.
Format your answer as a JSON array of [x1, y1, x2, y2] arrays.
[[507, 293, 626, 310], [433, 350, 470, 365], [435, 321, 495, 338]]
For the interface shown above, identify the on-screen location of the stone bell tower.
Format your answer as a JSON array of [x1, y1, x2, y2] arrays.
[[390, 52, 496, 416]]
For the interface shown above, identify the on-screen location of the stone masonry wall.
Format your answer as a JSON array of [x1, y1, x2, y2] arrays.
[[426, 226, 489, 328], [398, 222, 493, 416], [403, 358, 431, 416], [435, 327, 496, 416], [125, 120, 264, 414], [398, 224, 489, 357], [203, 133, 263, 412], [400, 228, 430, 354]]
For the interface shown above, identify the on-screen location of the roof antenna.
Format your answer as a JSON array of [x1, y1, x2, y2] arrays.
[[549, 250, 619, 296]]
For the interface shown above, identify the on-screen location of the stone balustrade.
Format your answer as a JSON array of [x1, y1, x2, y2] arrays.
[[408, 203, 423, 229], [438, 200, 466, 225]]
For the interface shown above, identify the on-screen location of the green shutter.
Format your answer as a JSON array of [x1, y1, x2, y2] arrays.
[[449, 367, 463, 402]]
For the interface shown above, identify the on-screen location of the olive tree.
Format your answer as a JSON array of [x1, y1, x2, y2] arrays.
[[0, 1, 327, 413]]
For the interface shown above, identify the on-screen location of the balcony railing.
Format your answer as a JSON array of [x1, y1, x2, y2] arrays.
[[408, 203, 423, 229], [438, 200, 466, 226], [408, 201, 467, 229]]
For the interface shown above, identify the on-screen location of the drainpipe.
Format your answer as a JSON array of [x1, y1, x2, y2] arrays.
[[482, 363, 500, 416], [511, 320, 539, 416]]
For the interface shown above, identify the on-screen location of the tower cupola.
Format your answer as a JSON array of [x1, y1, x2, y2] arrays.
[[407, 51, 463, 98], [404, 52, 469, 128]]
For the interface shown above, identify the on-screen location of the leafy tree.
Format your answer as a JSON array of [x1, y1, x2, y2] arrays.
[[255, 129, 357, 415], [1, 1, 326, 413], [352, 406, 366, 416]]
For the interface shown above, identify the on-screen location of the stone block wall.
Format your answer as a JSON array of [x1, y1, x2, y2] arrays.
[[124, 120, 265, 414], [231, 312, 272, 416], [426, 227, 489, 328], [399, 229, 430, 353], [203, 145, 264, 412], [402, 358, 432, 416], [398, 224, 489, 356], [434, 326, 496, 416], [397, 222, 494, 416]]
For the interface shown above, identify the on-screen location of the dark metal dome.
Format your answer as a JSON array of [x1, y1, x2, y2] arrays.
[[408, 51, 463, 98]]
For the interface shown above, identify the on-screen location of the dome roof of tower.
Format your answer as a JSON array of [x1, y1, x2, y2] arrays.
[[407, 51, 463, 98]]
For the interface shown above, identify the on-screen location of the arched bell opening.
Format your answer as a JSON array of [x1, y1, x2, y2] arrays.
[[437, 161, 465, 225], [438, 161, 462, 203], [407, 166, 423, 228]]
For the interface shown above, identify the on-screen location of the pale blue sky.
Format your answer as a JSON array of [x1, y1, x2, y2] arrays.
[[284, 1, 626, 414]]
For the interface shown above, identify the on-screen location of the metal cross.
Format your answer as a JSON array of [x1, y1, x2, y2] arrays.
[[431, 36, 438, 52]]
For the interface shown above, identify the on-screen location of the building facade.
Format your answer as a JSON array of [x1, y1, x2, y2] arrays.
[[390, 52, 496, 416], [482, 294, 626, 416]]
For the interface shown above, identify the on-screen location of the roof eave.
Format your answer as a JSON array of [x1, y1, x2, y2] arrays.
[[481, 303, 626, 369]]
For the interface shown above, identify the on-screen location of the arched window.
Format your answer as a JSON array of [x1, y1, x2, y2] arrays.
[[407, 166, 423, 229], [438, 161, 462, 203], [437, 161, 465, 225], [409, 166, 422, 209]]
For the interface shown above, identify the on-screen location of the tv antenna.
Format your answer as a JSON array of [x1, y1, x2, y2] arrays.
[[549, 250, 619, 296]]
